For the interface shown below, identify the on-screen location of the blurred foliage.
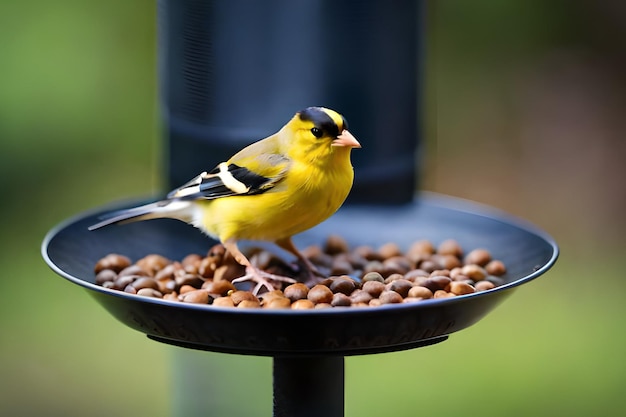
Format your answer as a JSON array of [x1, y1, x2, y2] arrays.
[[1, 0, 625, 416]]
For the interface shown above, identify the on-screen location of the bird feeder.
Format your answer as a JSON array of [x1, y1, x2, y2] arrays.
[[42, 1, 558, 416]]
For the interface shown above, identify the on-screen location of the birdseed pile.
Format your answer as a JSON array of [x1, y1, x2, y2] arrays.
[[93, 235, 507, 309]]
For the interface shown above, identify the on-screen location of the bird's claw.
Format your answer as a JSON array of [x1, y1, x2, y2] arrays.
[[232, 267, 297, 295]]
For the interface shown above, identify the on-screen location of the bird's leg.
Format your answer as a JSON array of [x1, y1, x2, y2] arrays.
[[275, 237, 324, 285], [224, 240, 296, 294]]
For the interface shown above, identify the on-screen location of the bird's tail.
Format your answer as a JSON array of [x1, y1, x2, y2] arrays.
[[88, 199, 194, 231]]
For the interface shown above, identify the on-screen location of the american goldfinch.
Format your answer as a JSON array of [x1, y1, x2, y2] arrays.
[[89, 106, 361, 293]]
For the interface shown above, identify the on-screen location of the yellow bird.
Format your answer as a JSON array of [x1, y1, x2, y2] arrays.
[[89, 107, 361, 293]]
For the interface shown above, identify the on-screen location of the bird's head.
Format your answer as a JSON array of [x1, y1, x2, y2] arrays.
[[285, 107, 361, 161]]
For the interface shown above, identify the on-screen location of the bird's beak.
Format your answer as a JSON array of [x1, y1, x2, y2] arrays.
[[332, 130, 361, 148]]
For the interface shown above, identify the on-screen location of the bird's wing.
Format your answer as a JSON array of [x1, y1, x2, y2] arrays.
[[167, 153, 290, 200]]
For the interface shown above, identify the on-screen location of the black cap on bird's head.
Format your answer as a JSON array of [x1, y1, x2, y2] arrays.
[[298, 106, 361, 148]]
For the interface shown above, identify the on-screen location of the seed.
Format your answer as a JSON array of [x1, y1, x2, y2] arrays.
[[136, 254, 170, 276], [212, 296, 235, 307], [155, 263, 180, 281], [182, 253, 203, 269], [362, 261, 385, 276], [404, 269, 429, 281], [331, 293, 352, 307], [464, 249, 491, 266], [329, 276, 357, 295], [330, 258, 353, 275], [407, 286, 433, 299], [353, 245, 384, 261], [213, 264, 245, 282], [448, 281, 476, 295], [485, 260, 506, 276], [237, 299, 261, 308], [175, 273, 204, 289], [421, 276, 452, 292], [136, 288, 163, 298], [462, 264, 487, 281], [179, 285, 196, 294], [230, 291, 258, 306], [434, 290, 453, 298], [362, 271, 384, 283], [95, 269, 117, 285], [362, 280, 385, 297], [291, 299, 315, 309], [202, 280, 236, 296], [386, 279, 413, 297], [131, 277, 160, 291], [379, 290, 403, 304], [283, 283, 309, 301], [260, 290, 287, 303], [369, 299, 382, 307], [158, 279, 176, 294], [407, 240, 435, 255], [418, 260, 439, 273], [307, 285, 334, 304], [179, 289, 209, 304], [94, 254, 131, 274], [475, 281, 496, 291], [124, 285, 137, 294], [437, 239, 463, 257], [314, 303, 333, 309], [350, 289, 373, 304], [324, 234, 350, 255], [438, 254, 462, 270], [163, 292, 179, 301], [113, 274, 137, 290], [378, 242, 402, 260], [118, 265, 150, 278], [383, 256, 412, 275], [265, 297, 292, 309]]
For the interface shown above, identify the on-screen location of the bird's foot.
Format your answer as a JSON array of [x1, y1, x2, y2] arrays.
[[232, 267, 297, 295]]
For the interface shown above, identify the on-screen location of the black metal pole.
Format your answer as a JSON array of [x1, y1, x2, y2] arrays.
[[273, 356, 345, 417]]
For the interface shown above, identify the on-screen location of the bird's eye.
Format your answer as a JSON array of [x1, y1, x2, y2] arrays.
[[310, 127, 323, 138]]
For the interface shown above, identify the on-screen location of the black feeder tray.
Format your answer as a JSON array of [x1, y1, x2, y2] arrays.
[[42, 192, 558, 417]]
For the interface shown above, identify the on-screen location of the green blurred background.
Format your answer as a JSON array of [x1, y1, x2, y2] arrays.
[[2, 0, 625, 416]]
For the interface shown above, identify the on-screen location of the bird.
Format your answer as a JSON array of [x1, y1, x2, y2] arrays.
[[89, 106, 361, 293]]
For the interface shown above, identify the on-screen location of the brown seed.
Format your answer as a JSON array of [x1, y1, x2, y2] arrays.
[[307, 285, 334, 304], [330, 258, 354, 275], [265, 297, 292, 309], [434, 290, 453, 298], [403, 297, 424, 303], [124, 285, 137, 294], [324, 234, 350, 255], [203, 280, 236, 296], [362, 280, 385, 297], [408, 286, 433, 299], [155, 263, 180, 281], [379, 290, 403, 304], [430, 269, 451, 277], [404, 269, 429, 281], [384, 273, 405, 284], [369, 298, 382, 307], [448, 281, 476, 296], [114, 275, 137, 290], [179, 285, 197, 294], [292, 299, 315, 310], [362, 261, 385, 276], [260, 290, 287, 303], [378, 242, 402, 260], [329, 276, 357, 295], [383, 256, 412, 275], [407, 240, 435, 255], [464, 249, 491, 266], [331, 293, 352, 307], [136, 254, 170, 276], [438, 254, 462, 270], [213, 264, 245, 282], [362, 271, 384, 283], [282, 283, 309, 301], [485, 260, 507, 276], [230, 291, 259, 306], [180, 289, 210, 304], [158, 279, 177, 294], [118, 265, 150, 278], [95, 269, 117, 285], [237, 299, 261, 308], [462, 264, 487, 281], [175, 273, 204, 289], [136, 288, 163, 298], [475, 280, 496, 291], [94, 254, 132, 274], [350, 289, 373, 304], [198, 256, 218, 278], [437, 239, 463, 257], [314, 302, 333, 309], [386, 279, 413, 297], [418, 260, 439, 273], [421, 276, 452, 292], [353, 245, 384, 261], [182, 253, 203, 269], [163, 292, 179, 301], [212, 296, 235, 307], [131, 277, 160, 291]]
